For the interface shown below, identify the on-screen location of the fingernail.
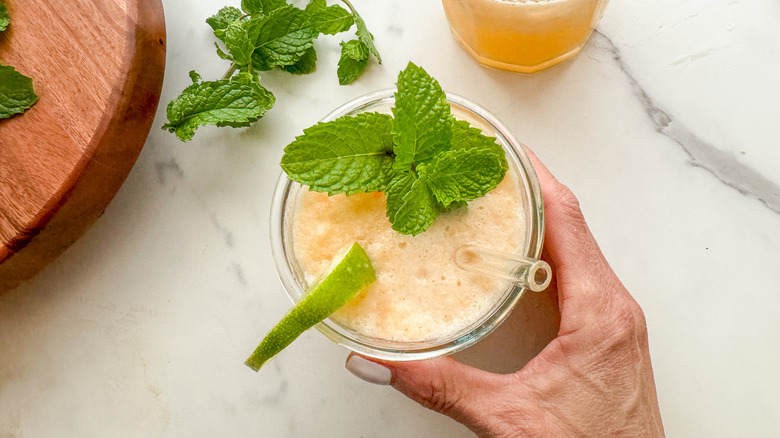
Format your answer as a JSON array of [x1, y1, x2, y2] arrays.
[[345, 355, 392, 386]]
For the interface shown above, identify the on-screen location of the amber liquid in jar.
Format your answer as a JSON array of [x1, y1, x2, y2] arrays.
[[442, 0, 609, 73]]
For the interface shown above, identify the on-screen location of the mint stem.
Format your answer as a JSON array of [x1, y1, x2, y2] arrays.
[[340, 0, 358, 17], [221, 62, 238, 80]]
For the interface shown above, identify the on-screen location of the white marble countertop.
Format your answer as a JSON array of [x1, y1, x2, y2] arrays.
[[2, 0, 780, 436]]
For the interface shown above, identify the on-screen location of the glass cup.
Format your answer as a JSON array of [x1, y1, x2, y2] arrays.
[[269, 90, 546, 361], [442, 0, 610, 73]]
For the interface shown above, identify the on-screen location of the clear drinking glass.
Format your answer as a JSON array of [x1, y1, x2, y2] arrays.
[[442, 0, 610, 73], [269, 90, 546, 361]]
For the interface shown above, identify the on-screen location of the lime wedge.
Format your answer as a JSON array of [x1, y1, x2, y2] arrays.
[[245, 242, 376, 371]]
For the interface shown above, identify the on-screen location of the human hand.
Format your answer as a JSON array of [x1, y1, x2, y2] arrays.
[[345, 148, 666, 437]]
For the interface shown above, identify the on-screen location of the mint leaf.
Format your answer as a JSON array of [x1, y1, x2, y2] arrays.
[[342, 0, 381, 63], [451, 119, 505, 158], [162, 76, 275, 141], [207, 6, 243, 33], [282, 46, 317, 74], [231, 71, 261, 85], [385, 172, 415, 220], [419, 148, 507, 208], [242, 0, 287, 15], [0, 1, 9, 32], [304, 0, 326, 14], [249, 6, 317, 70], [224, 19, 255, 66], [385, 172, 438, 236], [215, 42, 232, 60], [437, 199, 467, 213], [0, 63, 38, 119], [337, 40, 368, 85], [0, 5, 38, 120], [188, 70, 202, 83], [354, 15, 379, 62], [311, 4, 353, 35], [281, 112, 396, 195], [341, 38, 368, 60], [392, 62, 452, 169]]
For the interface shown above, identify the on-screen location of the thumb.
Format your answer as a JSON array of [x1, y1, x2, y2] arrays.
[[523, 146, 601, 273], [523, 146, 621, 299], [346, 354, 511, 433]]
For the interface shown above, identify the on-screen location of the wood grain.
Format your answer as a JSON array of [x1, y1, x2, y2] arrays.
[[0, 0, 166, 292]]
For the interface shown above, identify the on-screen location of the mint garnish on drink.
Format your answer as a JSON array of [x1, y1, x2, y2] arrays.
[[281, 62, 508, 235]]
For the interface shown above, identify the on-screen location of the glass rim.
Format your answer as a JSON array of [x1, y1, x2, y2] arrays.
[[269, 89, 545, 361]]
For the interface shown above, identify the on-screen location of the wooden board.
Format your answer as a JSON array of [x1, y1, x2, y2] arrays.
[[0, 0, 166, 292]]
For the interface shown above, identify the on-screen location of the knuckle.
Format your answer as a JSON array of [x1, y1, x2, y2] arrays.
[[605, 296, 649, 346], [419, 374, 462, 416], [550, 182, 581, 211], [548, 183, 586, 225], [623, 298, 647, 332]]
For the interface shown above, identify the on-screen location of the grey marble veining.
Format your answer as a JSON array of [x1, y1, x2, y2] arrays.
[[154, 158, 184, 185], [596, 30, 780, 215]]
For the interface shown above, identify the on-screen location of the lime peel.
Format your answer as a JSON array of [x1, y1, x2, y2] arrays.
[[245, 241, 376, 371]]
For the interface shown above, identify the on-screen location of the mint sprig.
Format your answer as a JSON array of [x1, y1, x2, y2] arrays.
[[0, 1, 38, 121], [337, 39, 368, 85], [163, 0, 380, 142], [163, 74, 275, 141], [341, 0, 380, 63], [335, 0, 378, 85], [282, 62, 508, 235], [0, 64, 38, 119], [0, 1, 10, 32]]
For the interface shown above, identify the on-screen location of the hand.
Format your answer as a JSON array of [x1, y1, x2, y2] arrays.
[[345, 148, 666, 437]]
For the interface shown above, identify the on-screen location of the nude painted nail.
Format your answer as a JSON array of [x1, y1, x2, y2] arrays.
[[345, 355, 392, 386]]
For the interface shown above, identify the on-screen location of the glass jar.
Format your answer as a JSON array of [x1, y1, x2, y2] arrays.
[[442, 0, 610, 73], [269, 89, 546, 361]]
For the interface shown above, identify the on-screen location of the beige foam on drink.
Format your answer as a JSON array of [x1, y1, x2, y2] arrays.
[[292, 171, 527, 343]]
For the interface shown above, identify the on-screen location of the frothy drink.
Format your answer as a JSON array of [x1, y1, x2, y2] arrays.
[[291, 166, 527, 342]]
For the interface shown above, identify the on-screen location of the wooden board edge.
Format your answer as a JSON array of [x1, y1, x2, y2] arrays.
[[0, 1, 167, 294]]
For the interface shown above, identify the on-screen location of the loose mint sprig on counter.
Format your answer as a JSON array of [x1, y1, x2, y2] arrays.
[[0, 1, 8, 32], [163, 0, 380, 142], [281, 62, 508, 236], [0, 1, 38, 120]]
